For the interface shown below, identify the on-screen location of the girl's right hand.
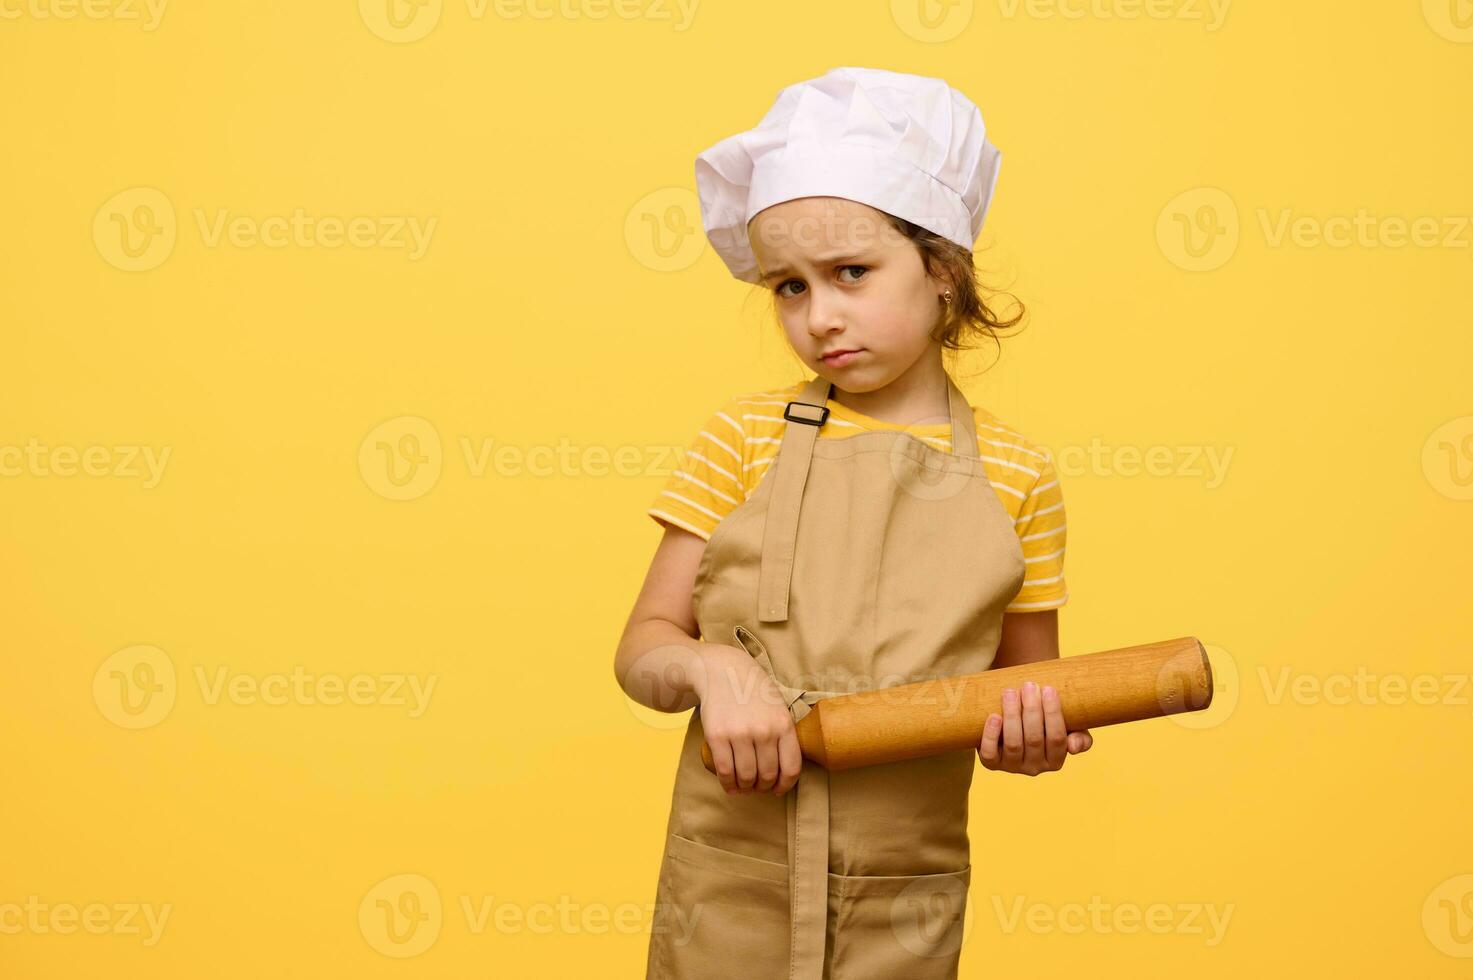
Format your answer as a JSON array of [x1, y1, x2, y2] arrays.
[[693, 643, 803, 797]]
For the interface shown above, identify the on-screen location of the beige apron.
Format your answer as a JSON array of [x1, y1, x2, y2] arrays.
[[646, 372, 1026, 979]]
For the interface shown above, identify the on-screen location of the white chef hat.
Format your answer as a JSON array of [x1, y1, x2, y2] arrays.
[[694, 66, 1002, 284]]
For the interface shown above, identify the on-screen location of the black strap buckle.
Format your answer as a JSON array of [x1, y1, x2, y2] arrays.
[[783, 401, 829, 426]]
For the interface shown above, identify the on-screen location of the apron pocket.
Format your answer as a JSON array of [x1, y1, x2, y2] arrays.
[[651, 833, 791, 978], [830, 864, 971, 979], [668, 832, 789, 882]]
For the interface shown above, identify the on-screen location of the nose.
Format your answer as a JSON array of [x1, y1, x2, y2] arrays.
[[805, 284, 846, 339]]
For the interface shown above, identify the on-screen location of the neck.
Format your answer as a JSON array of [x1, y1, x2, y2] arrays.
[[828, 346, 950, 427]]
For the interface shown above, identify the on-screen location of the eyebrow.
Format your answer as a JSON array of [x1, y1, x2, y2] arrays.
[[758, 253, 869, 285]]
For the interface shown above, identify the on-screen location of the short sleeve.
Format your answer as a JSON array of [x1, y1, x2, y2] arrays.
[[1006, 450, 1068, 612], [647, 396, 747, 541]]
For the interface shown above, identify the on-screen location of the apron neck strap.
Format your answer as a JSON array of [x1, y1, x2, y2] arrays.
[[945, 376, 978, 458], [755, 372, 977, 624], [795, 374, 977, 455]]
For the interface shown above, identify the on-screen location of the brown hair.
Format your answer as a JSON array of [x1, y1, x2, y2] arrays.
[[753, 210, 1026, 368], [886, 214, 1026, 359]]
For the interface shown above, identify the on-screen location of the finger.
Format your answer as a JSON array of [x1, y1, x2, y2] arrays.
[[977, 713, 1002, 768], [774, 728, 803, 794], [708, 736, 737, 794], [1068, 730, 1094, 754], [731, 738, 758, 792], [1021, 681, 1046, 771], [1042, 686, 1069, 770], [1001, 688, 1024, 766], [753, 731, 780, 792]]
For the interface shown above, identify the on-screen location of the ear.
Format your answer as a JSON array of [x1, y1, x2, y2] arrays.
[[929, 268, 957, 298]]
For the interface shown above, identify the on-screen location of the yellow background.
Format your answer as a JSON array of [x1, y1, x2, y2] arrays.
[[3, 0, 1472, 975]]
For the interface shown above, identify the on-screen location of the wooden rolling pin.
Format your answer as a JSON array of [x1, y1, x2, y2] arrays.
[[700, 636, 1212, 773]]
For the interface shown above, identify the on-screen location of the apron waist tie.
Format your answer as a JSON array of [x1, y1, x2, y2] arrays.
[[780, 688, 835, 980], [730, 628, 841, 980]]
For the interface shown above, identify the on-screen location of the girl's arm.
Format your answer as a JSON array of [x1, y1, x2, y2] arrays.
[[614, 526, 710, 713], [992, 610, 1061, 667], [614, 526, 803, 796]]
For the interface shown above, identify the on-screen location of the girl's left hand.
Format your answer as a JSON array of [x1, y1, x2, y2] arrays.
[[977, 681, 1093, 776]]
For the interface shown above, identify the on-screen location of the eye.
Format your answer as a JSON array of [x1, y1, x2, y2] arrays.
[[774, 266, 868, 298], [774, 278, 804, 298]]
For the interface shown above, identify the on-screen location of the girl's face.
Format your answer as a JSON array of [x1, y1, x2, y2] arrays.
[[748, 196, 947, 393]]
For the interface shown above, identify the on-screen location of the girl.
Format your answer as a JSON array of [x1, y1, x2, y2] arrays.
[[615, 66, 1093, 980]]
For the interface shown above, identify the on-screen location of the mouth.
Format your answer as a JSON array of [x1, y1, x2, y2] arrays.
[[820, 348, 864, 367]]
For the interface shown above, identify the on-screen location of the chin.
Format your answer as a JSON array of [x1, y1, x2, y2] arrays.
[[815, 368, 883, 393]]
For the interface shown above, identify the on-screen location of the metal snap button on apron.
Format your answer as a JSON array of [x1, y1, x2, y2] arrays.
[[647, 372, 1027, 979]]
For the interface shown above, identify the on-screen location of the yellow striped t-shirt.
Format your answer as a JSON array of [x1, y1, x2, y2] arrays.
[[648, 380, 1069, 613]]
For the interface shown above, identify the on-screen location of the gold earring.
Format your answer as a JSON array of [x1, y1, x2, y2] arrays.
[[942, 290, 953, 305]]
